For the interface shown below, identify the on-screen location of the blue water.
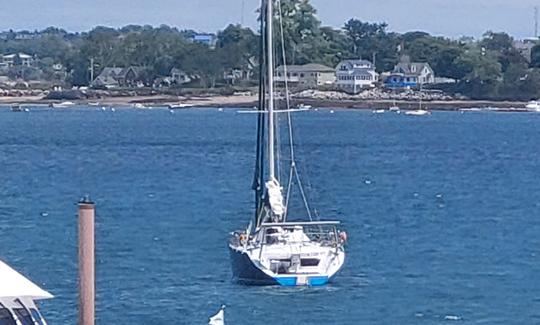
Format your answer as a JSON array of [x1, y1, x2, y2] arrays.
[[1, 107, 540, 324]]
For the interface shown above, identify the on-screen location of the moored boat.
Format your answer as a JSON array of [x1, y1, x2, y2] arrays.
[[405, 109, 431, 116], [168, 103, 191, 109], [228, 0, 346, 287], [525, 100, 540, 111], [51, 101, 75, 108]]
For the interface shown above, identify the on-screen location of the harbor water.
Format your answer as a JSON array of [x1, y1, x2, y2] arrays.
[[0, 107, 539, 324]]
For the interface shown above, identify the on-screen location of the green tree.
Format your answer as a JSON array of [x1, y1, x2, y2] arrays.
[[274, 0, 325, 65]]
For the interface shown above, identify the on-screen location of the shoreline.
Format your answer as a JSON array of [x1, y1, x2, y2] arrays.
[[0, 94, 532, 111]]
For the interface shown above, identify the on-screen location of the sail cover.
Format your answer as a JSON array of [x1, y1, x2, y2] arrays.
[[266, 179, 285, 217], [0, 260, 53, 299]]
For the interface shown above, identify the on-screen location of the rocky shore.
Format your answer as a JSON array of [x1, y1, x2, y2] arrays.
[[0, 88, 531, 111]]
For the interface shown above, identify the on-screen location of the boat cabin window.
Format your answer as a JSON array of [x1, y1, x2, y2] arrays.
[[300, 258, 320, 267], [0, 307, 16, 325], [12, 308, 33, 325], [265, 228, 280, 244]]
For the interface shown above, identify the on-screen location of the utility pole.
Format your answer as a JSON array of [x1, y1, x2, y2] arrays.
[[535, 6, 538, 38], [89, 58, 95, 83], [241, 0, 245, 26]]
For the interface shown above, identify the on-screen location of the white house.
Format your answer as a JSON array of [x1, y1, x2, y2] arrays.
[[275, 63, 336, 88], [0, 53, 33, 68], [335, 59, 378, 93], [170, 68, 192, 85]]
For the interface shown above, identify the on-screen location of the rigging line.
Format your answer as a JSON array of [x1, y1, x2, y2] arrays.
[[278, 0, 313, 219], [277, 0, 295, 190], [294, 164, 313, 221], [283, 164, 294, 221]]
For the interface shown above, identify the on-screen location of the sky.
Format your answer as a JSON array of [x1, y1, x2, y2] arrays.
[[0, 0, 539, 38]]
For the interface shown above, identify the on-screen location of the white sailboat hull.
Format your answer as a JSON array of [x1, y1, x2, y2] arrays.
[[229, 225, 345, 286]]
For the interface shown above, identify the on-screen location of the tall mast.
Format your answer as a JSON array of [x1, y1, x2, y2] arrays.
[[266, 0, 276, 181]]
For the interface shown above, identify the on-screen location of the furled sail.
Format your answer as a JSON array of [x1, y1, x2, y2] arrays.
[[266, 179, 285, 217]]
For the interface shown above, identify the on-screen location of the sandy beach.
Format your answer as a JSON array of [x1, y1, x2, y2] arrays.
[[0, 93, 532, 111]]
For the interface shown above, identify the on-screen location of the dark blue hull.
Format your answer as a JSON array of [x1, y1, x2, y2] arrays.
[[229, 245, 278, 285]]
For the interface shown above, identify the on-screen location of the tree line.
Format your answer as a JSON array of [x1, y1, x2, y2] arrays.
[[2, 0, 540, 100]]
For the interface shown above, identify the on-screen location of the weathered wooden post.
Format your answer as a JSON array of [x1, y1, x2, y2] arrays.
[[78, 196, 95, 325]]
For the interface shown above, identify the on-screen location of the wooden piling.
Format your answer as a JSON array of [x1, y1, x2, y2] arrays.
[[78, 197, 95, 325]]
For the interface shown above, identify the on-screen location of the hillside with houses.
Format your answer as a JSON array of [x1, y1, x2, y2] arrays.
[[1, 0, 540, 101]]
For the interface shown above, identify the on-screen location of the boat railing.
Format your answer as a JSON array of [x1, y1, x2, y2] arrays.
[[258, 221, 342, 247]]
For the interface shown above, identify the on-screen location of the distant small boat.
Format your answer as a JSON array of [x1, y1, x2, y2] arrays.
[[133, 103, 147, 109], [168, 103, 191, 109], [297, 103, 312, 110], [389, 106, 400, 112], [459, 108, 482, 112], [52, 101, 75, 108], [372, 109, 385, 114], [405, 109, 431, 116], [526, 100, 540, 111], [88, 102, 100, 106], [11, 104, 23, 112]]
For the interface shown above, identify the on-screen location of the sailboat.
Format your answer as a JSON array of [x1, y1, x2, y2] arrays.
[[405, 83, 430, 116], [228, 0, 346, 287], [389, 87, 400, 112], [0, 259, 53, 324]]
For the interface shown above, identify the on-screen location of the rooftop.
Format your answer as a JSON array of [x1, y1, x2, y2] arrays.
[[276, 63, 334, 73]]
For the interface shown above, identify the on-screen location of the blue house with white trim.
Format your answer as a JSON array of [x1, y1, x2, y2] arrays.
[[385, 62, 435, 89]]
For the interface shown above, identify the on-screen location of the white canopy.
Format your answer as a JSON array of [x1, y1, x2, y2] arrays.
[[0, 260, 53, 300]]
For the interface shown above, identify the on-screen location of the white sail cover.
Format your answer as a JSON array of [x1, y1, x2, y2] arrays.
[[266, 179, 285, 217], [0, 260, 53, 300], [208, 306, 225, 325]]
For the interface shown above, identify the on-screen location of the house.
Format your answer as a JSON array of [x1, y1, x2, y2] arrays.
[[92, 66, 149, 88], [0, 53, 33, 68], [275, 63, 336, 88], [192, 34, 217, 48], [386, 62, 435, 88], [335, 59, 378, 93], [115, 66, 148, 87], [170, 68, 192, 85], [91, 67, 123, 88], [513, 38, 538, 63]]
